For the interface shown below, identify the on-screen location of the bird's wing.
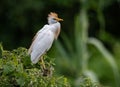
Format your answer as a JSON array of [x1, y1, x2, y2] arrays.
[[28, 25, 55, 64], [28, 25, 48, 54]]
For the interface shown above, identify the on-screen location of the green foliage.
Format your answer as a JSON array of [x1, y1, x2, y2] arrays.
[[0, 0, 120, 87], [54, 0, 120, 87], [88, 38, 120, 85], [75, 76, 105, 87], [0, 45, 71, 87], [0, 45, 103, 87]]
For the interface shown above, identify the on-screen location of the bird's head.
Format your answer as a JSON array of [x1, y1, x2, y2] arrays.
[[48, 12, 63, 24]]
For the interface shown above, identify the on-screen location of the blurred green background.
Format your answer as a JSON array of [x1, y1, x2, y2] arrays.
[[0, 0, 120, 87]]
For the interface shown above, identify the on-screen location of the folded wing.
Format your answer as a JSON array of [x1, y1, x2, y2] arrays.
[[28, 25, 54, 64]]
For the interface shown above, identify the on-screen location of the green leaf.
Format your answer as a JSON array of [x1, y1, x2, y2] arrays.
[[16, 64, 24, 72], [16, 77, 25, 86], [3, 62, 15, 75]]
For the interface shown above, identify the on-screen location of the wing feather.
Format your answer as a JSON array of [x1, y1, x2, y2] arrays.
[[28, 25, 54, 64], [28, 25, 48, 54]]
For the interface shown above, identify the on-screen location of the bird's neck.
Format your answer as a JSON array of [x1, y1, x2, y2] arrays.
[[48, 22, 58, 25], [48, 22, 60, 32]]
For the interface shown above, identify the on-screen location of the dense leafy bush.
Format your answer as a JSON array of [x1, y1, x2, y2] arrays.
[[0, 45, 70, 87], [0, 44, 104, 87]]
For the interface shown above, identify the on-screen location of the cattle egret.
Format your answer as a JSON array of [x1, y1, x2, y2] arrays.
[[28, 12, 63, 68]]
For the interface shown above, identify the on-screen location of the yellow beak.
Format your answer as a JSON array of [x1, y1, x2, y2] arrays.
[[55, 17, 63, 21]]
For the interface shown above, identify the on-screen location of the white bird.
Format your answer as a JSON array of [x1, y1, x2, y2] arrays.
[[28, 12, 63, 64]]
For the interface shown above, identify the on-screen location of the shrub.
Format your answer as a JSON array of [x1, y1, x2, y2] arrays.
[[0, 44, 104, 87], [0, 45, 70, 87]]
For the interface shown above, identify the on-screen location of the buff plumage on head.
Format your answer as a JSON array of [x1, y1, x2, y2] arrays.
[[48, 12, 63, 21]]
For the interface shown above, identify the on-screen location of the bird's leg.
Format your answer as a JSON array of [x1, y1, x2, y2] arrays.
[[40, 55, 51, 76], [40, 56, 46, 70]]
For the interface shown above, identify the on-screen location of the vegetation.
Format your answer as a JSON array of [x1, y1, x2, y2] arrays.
[[0, 44, 71, 87], [54, 0, 120, 87], [0, 44, 105, 87], [0, 0, 120, 87]]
